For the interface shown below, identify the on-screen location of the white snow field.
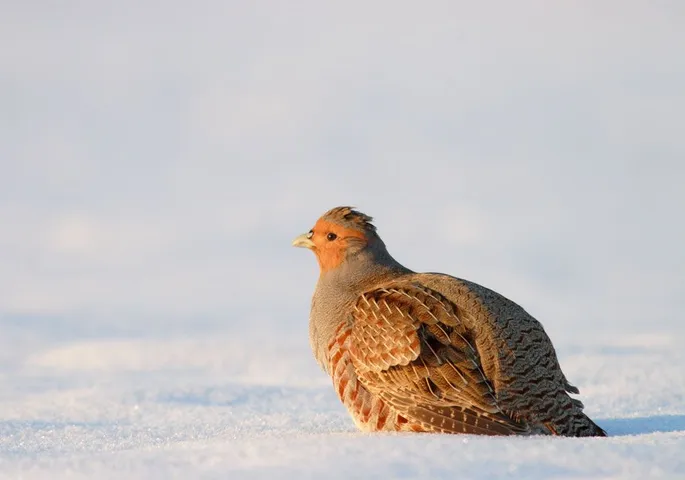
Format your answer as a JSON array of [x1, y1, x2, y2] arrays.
[[2, 1, 685, 478], [0, 322, 683, 479]]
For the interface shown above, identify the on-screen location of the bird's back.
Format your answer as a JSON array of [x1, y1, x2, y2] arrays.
[[415, 272, 605, 436]]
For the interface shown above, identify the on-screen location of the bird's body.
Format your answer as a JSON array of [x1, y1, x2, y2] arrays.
[[294, 207, 605, 437]]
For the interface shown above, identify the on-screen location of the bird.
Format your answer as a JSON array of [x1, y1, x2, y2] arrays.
[[292, 206, 606, 437]]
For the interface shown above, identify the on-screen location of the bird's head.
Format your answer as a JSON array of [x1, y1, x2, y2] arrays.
[[292, 206, 380, 273]]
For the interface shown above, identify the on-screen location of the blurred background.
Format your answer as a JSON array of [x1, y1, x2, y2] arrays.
[[2, 1, 684, 354]]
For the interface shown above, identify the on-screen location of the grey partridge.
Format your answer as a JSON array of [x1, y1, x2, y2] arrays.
[[292, 206, 605, 437]]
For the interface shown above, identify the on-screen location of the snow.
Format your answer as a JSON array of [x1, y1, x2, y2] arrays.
[[0, 324, 683, 479]]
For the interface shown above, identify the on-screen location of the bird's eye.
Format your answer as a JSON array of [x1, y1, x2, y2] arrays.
[[326, 232, 337, 241]]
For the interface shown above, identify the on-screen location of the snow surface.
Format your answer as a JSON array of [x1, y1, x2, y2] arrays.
[[1, 323, 683, 479]]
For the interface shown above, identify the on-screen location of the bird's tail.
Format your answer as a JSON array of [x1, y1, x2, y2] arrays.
[[548, 411, 607, 437]]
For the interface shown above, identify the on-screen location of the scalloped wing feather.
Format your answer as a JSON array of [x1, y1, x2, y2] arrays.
[[349, 283, 530, 435]]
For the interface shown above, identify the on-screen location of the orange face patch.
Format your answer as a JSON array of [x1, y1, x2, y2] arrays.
[[308, 219, 368, 272]]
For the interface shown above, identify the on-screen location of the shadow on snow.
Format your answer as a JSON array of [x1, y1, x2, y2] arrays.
[[600, 414, 685, 436]]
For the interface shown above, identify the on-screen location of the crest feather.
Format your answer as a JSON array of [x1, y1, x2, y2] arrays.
[[321, 206, 376, 233]]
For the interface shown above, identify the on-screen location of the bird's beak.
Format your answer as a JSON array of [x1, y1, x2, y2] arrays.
[[292, 233, 315, 249]]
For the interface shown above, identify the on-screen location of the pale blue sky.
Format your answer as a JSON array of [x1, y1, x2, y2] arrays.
[[1, 2, 683, 339]]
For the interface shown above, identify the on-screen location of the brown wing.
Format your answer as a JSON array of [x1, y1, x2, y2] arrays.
[[348, 282, 530, 435]]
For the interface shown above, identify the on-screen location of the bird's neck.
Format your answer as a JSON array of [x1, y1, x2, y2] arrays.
[[318, 245, 411, 294]]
